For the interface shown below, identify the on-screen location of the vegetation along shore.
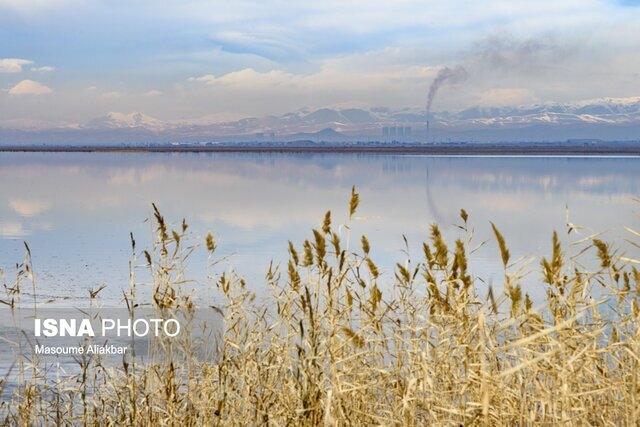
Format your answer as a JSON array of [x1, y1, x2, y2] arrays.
[[1, 189, 640, 425]]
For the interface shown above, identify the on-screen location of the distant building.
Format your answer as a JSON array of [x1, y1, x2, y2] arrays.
[[382, 125, 413, 142]]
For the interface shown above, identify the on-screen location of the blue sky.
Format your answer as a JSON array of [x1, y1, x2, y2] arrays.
[[1, 0, 640, 125]]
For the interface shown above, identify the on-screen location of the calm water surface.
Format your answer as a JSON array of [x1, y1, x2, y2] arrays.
[[1, 152, 639, 307]]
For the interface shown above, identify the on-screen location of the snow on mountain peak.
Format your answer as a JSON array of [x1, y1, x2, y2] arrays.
[[66, 95, 640, 138], [85, 112, 167, 131]]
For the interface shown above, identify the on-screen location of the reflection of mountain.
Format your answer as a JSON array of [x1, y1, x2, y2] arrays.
[[3, 97, 640, 143], [2, 152, 639, 301], [2, 153, 638, 198]]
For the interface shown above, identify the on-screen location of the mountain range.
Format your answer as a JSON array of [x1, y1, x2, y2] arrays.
[[2, 97, 640, 144]]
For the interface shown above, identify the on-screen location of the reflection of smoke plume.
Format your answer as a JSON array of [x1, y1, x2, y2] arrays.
[[426, 66, 468, 117]]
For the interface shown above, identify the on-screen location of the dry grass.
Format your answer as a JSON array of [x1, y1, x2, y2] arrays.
[[1, 189, 640, 425]]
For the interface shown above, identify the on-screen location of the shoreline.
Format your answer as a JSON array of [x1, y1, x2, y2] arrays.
[[1, 143, 640, 156]]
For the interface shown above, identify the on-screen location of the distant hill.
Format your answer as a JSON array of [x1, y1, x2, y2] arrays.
[[284, 128, 349, 142], [2, 96, 640, 144], [85, 112, 168, 132]]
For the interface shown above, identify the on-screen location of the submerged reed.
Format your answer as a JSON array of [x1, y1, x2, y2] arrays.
[[1, 189, 640, 425]]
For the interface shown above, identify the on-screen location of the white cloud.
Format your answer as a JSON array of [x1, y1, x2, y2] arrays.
[[477, 88, 537, 107], [189, 69, 297, 88], [188, 74, 216, 84], [0, 0, 78, 14], [31, 65, 55, 72], [0, 58, 33, 73], [8, 79, 52, 95], [101, 91, 123, 98], [185, 60, 441, 113], [189, 60, 437, 91], [3, 0, 640, 119], [142, 89, 162, 96]]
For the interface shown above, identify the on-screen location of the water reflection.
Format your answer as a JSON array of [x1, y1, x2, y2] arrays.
[[0, 152, 638, 305]]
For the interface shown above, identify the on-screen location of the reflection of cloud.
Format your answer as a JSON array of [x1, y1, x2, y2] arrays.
[[1, 154, 639, 243], [0, 221, 27, 238], [9, 198, 51, 216], [1, 153, 639, 305], [578, 176, 615, 187], [38, 220, 54, 231], [477, 194, 533, 213], [468, 172, 558, 191], [107, 165, 167, 185], [196, 204, 328, 229]]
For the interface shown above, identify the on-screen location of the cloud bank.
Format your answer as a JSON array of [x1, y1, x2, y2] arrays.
[[1, 1, 640, 124]]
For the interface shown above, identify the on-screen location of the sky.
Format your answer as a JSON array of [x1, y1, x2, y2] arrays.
[[1, 0, 640, 125]]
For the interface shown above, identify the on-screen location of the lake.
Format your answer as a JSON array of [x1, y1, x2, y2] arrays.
[[1, 152, 639, 308]]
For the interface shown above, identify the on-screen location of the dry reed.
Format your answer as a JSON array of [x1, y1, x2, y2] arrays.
[[1, 189, 639, 426]]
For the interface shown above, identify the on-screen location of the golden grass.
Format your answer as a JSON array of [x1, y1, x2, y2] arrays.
[[1, 189, 640, 425]]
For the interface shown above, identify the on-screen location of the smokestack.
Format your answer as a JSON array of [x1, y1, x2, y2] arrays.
[[426, 119, 429, 141], [425, 66, 468, 142]]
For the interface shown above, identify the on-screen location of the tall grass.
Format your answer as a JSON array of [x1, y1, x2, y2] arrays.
[[1, 188, 640, 425]]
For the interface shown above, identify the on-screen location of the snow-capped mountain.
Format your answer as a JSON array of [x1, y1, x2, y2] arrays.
[[2, 97, 640, 144], [32, 96, 640, 134], [451, 97, 640, 126], [85, 112, 168, 132]]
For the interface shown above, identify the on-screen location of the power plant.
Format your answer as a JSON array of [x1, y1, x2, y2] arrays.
[[382, 125, 412, 142]]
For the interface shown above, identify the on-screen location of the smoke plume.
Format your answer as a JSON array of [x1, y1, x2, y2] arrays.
[[426, 66, 468, 116]]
